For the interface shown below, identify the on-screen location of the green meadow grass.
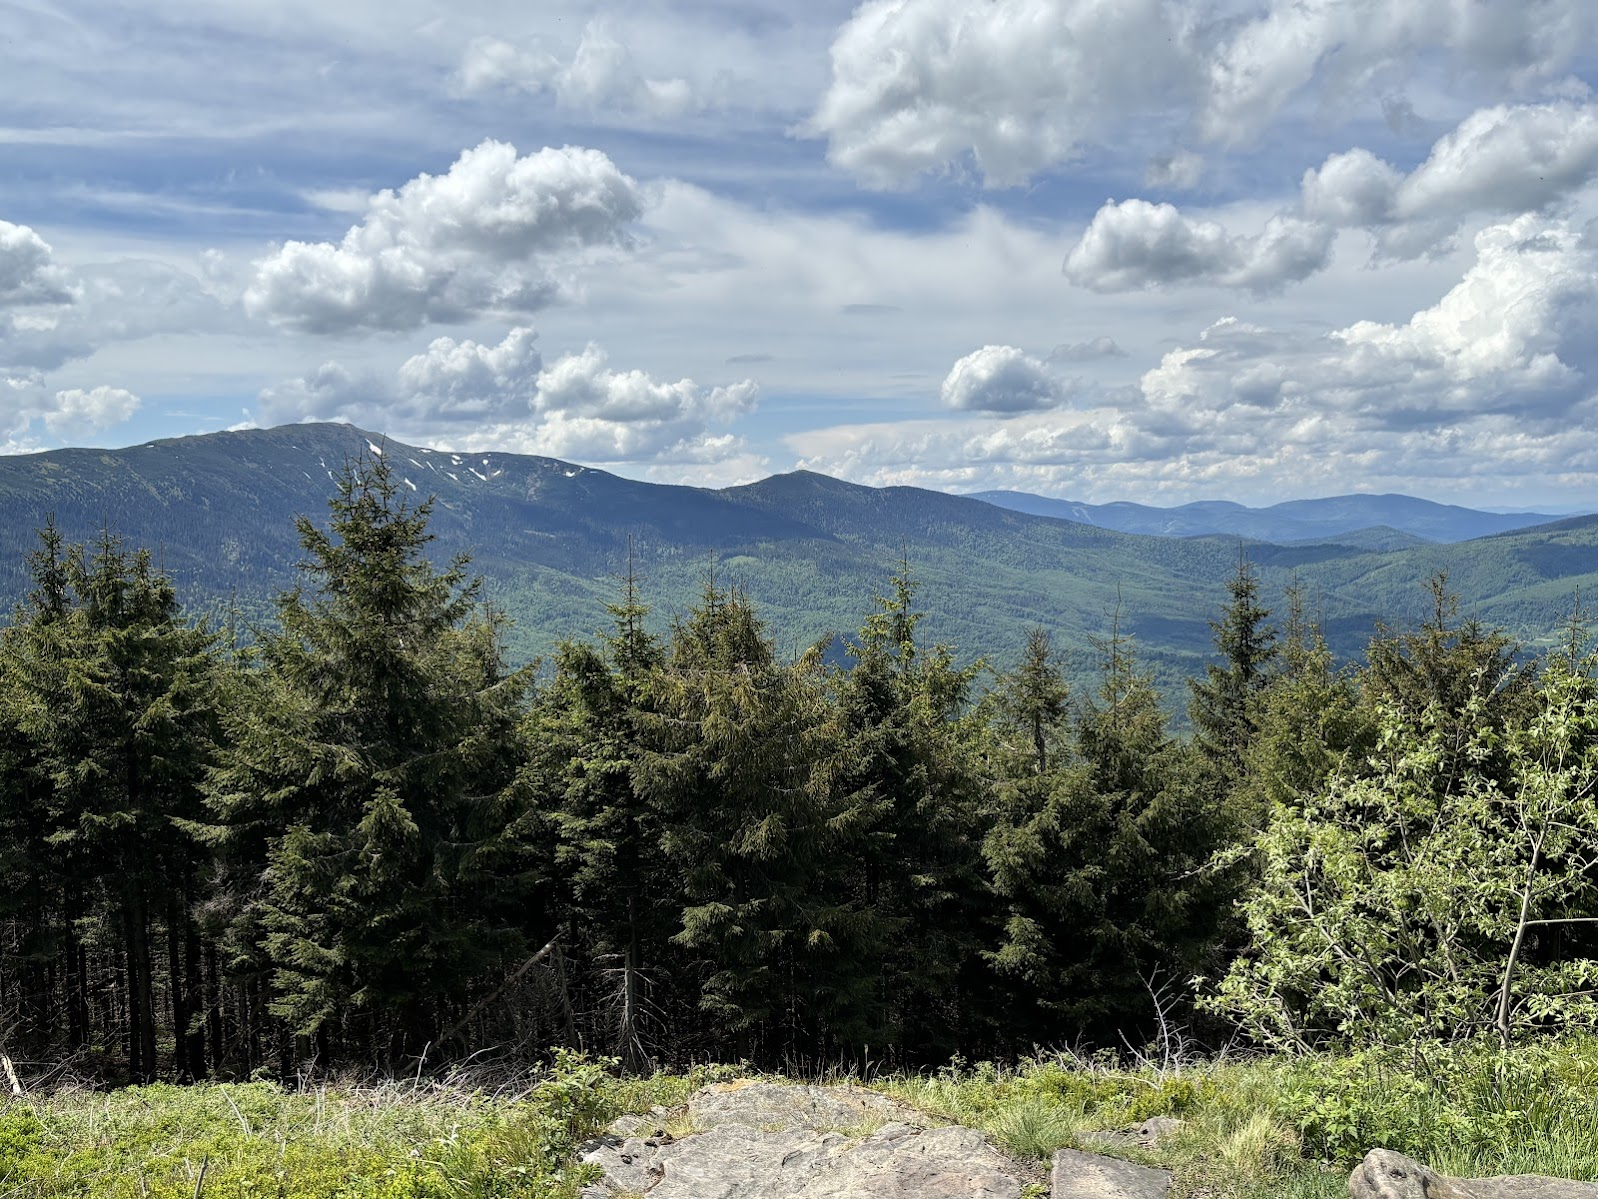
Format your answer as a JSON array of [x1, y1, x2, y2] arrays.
[[5, 1039, 1598, 1198]]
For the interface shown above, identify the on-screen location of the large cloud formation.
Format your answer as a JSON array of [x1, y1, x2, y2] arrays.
[[1064, 99, 1598, 291], [259, 327, 759, 468], [1302, 100, 1598, 258], [808, 0, 1595, 189], [245, 141, 643, 334], [794, 216, 1598, 503]]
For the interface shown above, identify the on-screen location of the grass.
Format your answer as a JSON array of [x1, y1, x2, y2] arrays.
[[5, 1039, 1598, 1198], [874, 1038, 1598, 1199]]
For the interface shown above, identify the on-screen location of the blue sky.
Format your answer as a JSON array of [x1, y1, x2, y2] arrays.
[[5, 0, 1598, 507]]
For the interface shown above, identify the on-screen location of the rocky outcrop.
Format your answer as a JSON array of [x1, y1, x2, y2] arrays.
[[580, 1082, 1029, 1198], [1351, 1149, 1598, 1199]]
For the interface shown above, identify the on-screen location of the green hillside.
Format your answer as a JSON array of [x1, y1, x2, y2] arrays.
[[1, 423, 1594, 695]]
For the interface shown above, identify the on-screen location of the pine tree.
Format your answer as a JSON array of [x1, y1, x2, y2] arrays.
[[1235, 584, 1370, 827], [204, 452, 532, 1059]]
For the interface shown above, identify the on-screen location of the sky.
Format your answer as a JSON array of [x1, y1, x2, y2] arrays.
[[4, 0, 1598, 508]]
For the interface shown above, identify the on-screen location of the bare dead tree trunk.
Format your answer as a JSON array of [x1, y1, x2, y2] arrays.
[[1497, 832, 1544, 1051]]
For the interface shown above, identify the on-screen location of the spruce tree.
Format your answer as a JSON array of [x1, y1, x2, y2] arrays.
[[821, 561, 990, 1059], [1, 523, 222, 1080], [204, 452, 531, 1058], [1188, 552, 1276, 783], [526, 553, 670, 1065], [633, 578, 844, 1060], [987, 613, 1239, 1046]]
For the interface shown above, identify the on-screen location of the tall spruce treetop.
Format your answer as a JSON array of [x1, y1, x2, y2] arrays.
[[204, 451, 531, 1052], [1189, 552, 1277, 778]]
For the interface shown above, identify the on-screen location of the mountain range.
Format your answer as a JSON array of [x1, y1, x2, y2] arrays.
[[969, 490, 1572, 545], [2, 423, 1596, 698]]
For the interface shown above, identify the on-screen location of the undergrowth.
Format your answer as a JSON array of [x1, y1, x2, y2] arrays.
[[5, 1039, 1598, 1199], [875, 1036, 1598, 1199], [0, 1050, 720, 1198]]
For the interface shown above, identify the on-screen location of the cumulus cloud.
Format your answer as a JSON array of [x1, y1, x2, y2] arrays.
[[0, 378, 140, 449], [0, 219, 74, 307], [458, 22, 696, 118], [806, 0, 1199, 188], [1136, 218, 1598, 433], [259, 328, 758, 467], [245, 141, 643, 334], [1066, 98, 1598, 294], [807, 0, 1596, 188], [793, 216, 1598, 503], [1201, 0, 1591, 144], [1303, 101, 1598, 257], [1063, 200, 1334, 293], [44, 386, 140, 436], [941, 345, 1067, 413]]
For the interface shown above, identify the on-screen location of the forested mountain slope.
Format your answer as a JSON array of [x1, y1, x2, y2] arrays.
[[1, 423, 1595, 687], [971, 488, 1571, 544]]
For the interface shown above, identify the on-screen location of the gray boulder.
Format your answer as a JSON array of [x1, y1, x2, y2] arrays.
[[1351, 1149, 1598, 1199], [1051, 1148, 1173, 1199]]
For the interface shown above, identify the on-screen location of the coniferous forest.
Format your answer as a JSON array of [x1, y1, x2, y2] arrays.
[[5, 450, 1598, 1086]]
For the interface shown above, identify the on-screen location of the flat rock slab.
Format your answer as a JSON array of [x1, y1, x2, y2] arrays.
[[1052, 1148, 1173, 1199], [581, 1082, 1026, 1199], [1078, 1118, 1184, 1151], [1352, 1149, 1598, 1199]]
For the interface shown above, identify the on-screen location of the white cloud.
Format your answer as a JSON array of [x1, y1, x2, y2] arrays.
[[0, 376, 141, 447], [1069, 98, 1598, 295], [808, 0, 1597, 189], [1145, 151, 1205, 190], [792, 216, 1598, 504], [245, 140, 643, 334], [1303, 101, 1598, 257], [1063, 200, 1335, 293], [1199, 0, 1591, 144], [940, 345, 1066, 413], [458, 22, 697, 118], [1050, 336, 1126, 362], [0, 219, 74, 307], [45, 386, 141, 436], [259, 328, 758, 468], [0, 256, 242, 373], [1138, 218, 1598, 431], [806, 0, 1199, 189]]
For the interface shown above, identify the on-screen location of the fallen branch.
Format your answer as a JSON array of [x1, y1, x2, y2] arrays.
[[439, 935, 561, 1046], [0, 1053, 23, 1098]]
